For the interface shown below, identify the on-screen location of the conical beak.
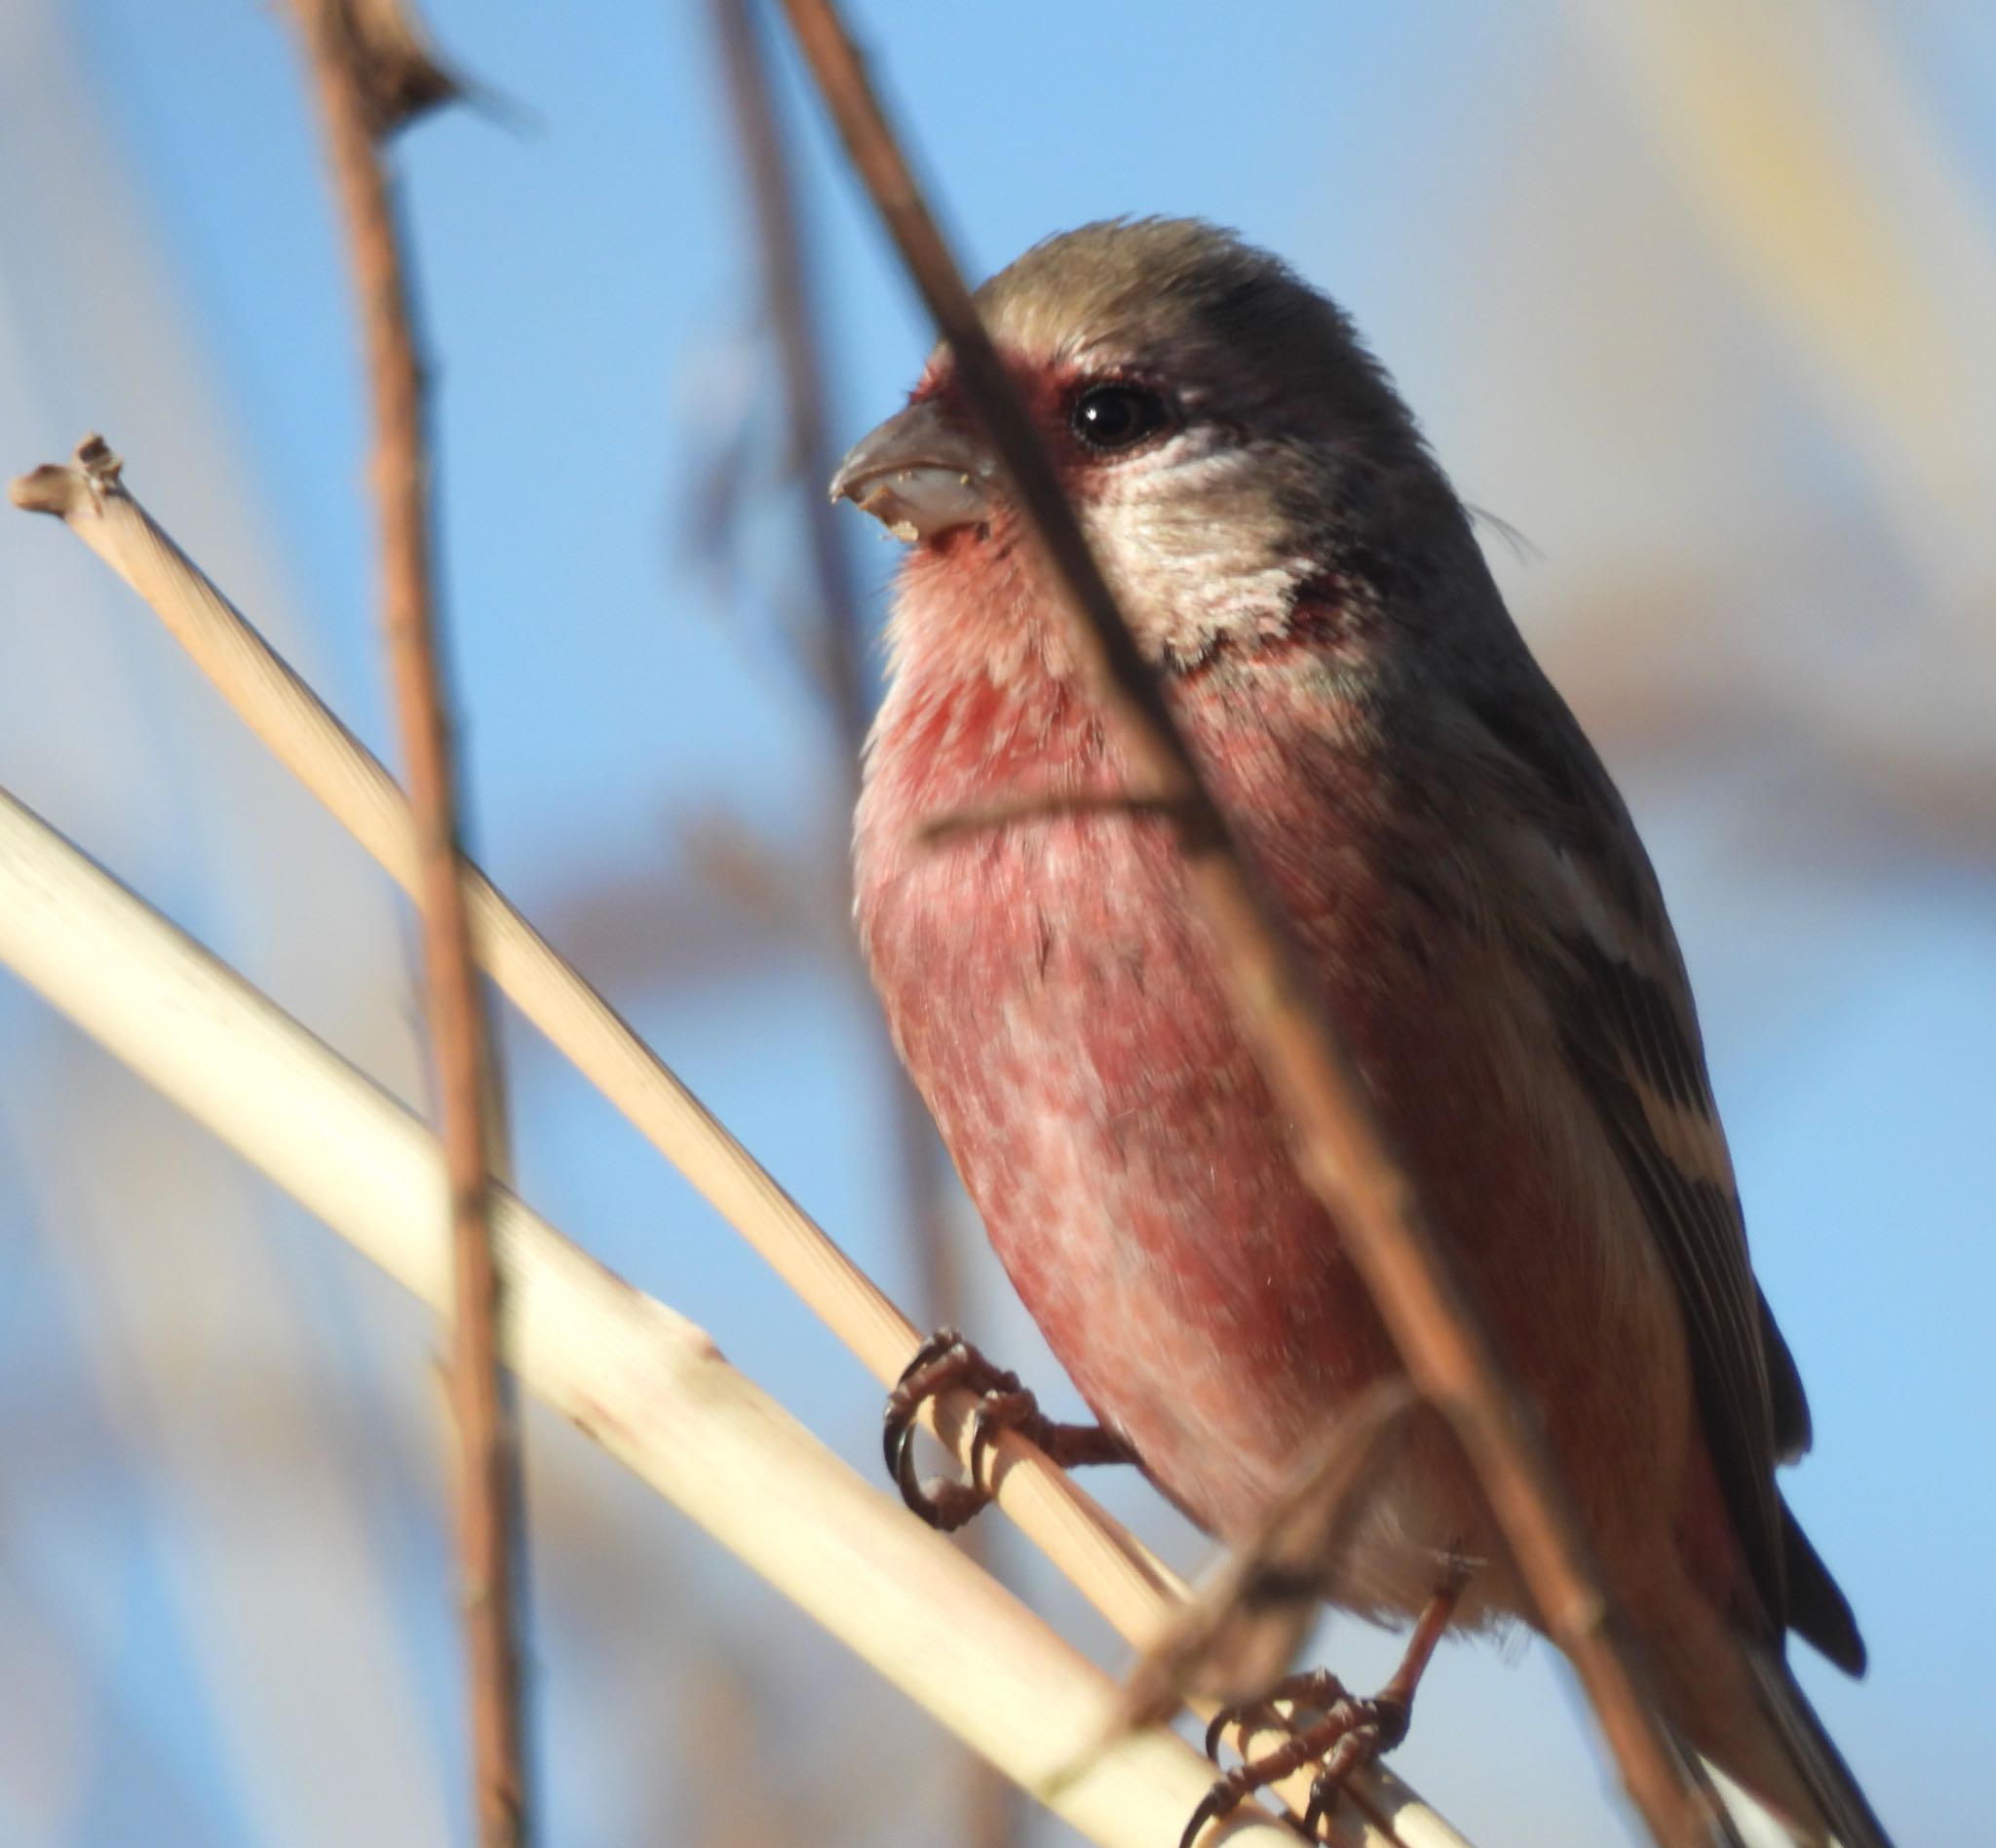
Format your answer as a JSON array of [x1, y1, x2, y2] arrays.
[[829, 397, 992, 543]]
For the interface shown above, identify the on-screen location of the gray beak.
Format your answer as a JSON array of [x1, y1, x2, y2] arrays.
[[829, 397, 992, 543]]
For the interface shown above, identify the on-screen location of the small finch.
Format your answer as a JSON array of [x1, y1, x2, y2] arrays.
[[836, 219, 1889, 1846]]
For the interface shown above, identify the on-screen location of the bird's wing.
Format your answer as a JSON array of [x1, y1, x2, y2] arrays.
[[1746, 1648, 1896, 1846], [1456, 679, 1798, 1637]]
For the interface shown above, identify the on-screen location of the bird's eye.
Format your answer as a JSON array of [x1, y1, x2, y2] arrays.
[[1068, 381, 1170, 453]]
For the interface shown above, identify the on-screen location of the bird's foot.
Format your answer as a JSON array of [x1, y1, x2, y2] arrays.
[[883, 1328, 1133, 1530], [1184, 1671, 1409, 1848]]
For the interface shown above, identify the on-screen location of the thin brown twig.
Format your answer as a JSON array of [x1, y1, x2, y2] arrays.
[[918, 789, 1194, 846], [772, 5, 1716, 1843], [290, 5, 529, 1842], [708, 13, 1013, 1837]]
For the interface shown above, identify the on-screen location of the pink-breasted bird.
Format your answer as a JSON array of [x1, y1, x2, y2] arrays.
[[835, 219, 1889, 1847]]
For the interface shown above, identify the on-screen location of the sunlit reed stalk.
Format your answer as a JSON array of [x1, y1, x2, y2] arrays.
[[0, 782, 1306, 1848]]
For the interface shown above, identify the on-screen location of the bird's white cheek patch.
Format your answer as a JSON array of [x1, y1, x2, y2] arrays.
[[1085, 495, 1314, 665]]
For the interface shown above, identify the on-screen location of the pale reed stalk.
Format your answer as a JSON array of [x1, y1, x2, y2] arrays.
[[10, 443, 1467, 1848], [0, 782, 1299, 1848]]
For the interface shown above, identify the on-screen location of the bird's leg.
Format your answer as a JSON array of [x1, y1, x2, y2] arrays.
[[883, 1328, 1135, 1530], [1184, 1573, 1465, 1848]]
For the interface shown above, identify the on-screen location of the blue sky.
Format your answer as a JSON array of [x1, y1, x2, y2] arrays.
[[1, 3, 1991, 1844]]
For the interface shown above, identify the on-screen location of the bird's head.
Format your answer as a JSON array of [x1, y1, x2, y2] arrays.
[[832, 218, 1475, 676]]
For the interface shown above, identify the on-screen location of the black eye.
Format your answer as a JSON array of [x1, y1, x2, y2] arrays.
[[1068, 381, 1170, 453]]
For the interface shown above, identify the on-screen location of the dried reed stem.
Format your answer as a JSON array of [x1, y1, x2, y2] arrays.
[[771, 5, 1716, 1842], [0, 783, 1304, 1848], [289, 3, 526, 1838], [10, 442, 1466, 1844]]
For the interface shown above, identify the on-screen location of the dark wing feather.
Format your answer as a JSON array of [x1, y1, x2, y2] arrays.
[[1759, 1284, 1813, 1462], [1553, 954, 1789, 1634], [1746, 1650, 1895, 1846], [1783, 1497, 1867, 1674], [1462, 680, 1797, 1639], [1521, 738, 1869, 1675]]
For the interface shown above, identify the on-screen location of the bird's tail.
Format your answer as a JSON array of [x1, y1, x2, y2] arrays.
[[1743, 1648, 1896, 1848]]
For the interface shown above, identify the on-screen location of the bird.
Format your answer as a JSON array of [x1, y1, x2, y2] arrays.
[[833, 217, 1889, 1847]]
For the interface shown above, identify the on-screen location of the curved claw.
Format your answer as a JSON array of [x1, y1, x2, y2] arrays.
[[1188, 1675, 1400, 1846], [1204, 1671, 1348, 1764], [1179, 1768, 1255, 1848], [881, 1328, 1006, 1530], [1183, 1579, 1455, 1844], [880, 1328, 1132, 1530], [1303, 1724, 1381, 1836], [882, 1328, 962, 1482]]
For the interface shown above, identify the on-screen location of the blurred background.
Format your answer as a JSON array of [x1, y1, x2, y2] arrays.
[[1, 2, 1990, 1843]]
